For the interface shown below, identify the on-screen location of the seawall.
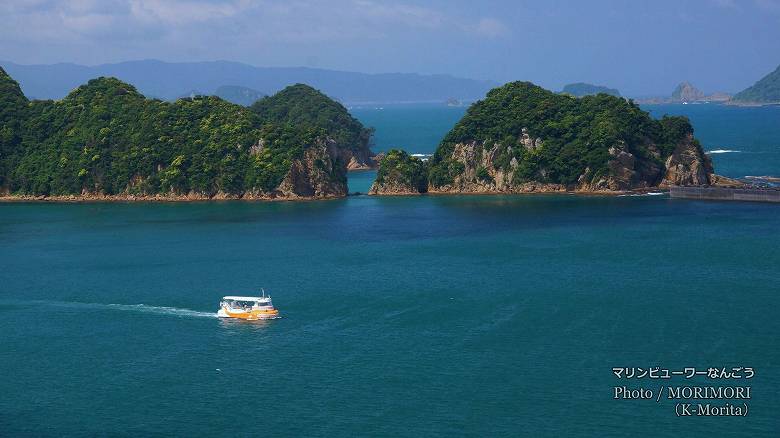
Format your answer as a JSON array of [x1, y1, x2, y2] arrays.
[[670, 186, 780, 203]]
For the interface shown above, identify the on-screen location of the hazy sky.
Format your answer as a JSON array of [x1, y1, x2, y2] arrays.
[[1, 0, 779, 95]]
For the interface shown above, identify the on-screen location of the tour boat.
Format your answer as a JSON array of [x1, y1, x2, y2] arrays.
[[217, 291, 280, 320]]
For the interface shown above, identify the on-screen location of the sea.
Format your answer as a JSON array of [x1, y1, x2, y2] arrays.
[[1, 103, 778, 436]]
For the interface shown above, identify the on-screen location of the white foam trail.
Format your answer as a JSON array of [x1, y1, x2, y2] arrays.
[[618, 192, 666, 197], [104, 303, 217, 318], [706, 149, 740, 154], [3, 299, 217, 318]]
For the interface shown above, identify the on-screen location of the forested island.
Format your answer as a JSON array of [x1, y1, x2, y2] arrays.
[[0, 67, 376, 200], [371, 81, 726, 195], [1, 67, 724, 202]]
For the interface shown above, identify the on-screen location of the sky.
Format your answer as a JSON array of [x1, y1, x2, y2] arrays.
[[1, 0, 779, 96]]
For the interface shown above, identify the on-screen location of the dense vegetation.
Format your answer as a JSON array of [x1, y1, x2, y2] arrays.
[[732, 64, 780, 103], [429, 81, 694, 187], [251, 84, 373, 152], [0, 68, 28, 188], [374, 149, 428, 192], [561, 82, 621, 97], [0, 69, 348, 197]]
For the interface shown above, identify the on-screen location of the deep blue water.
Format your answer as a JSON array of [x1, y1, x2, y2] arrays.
[[1, 104, 779, 437]]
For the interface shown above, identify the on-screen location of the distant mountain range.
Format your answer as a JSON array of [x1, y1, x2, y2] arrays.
[[561, 82, 621, 97], [214, 86, 266, 106], [0, 60, 497, 104], [732, 64, 780, 104]]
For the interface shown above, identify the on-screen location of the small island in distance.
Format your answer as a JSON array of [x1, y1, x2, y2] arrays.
[[561, 82, 621, 97]]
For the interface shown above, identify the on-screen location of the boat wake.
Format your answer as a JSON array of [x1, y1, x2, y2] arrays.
[[706, 149, 741, 154], [618, 192, 666, 197], [103, 303, 217, 318], [2, 299, 217, 318]]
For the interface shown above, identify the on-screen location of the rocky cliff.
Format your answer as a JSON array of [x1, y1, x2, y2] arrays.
[[261, 139, 347, 199]]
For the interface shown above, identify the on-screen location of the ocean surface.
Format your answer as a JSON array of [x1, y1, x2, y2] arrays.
[[1, 103, 779, 437]]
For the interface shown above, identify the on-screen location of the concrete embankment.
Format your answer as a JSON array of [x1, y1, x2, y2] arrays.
[[670, 186, 780, 203]]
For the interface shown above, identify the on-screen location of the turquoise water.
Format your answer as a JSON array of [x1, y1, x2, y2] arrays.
[[351, 103, 466, 155], [644, 104, 780, 179], [352, 102, 780, 179], [2, 104, 780, 436]]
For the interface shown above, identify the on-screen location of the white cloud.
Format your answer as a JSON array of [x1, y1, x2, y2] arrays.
[[129, 0, 250, 26], [467, 17, 509, 38]]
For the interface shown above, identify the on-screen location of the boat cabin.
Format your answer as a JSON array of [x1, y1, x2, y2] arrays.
[[220, 296, 273, 311]]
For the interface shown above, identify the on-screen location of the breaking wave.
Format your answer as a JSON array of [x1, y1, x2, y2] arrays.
[[706, 149, 741, 154]]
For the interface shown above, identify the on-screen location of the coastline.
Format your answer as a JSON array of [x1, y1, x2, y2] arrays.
[[1, 187, 667, 202], [0, 193, 345, 203]]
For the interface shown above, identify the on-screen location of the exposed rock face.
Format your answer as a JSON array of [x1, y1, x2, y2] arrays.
[[344, 146, 379, 170], [709, 174, 745, 187], [578, 143, 663, 192], [425, 134, 712, 195], [671, 82, 705, 102], [247, 138, 347, 199], [425, 141, 568, 194], [520, 128, 541, 151], [660, 134, 713, 187], [368, 149, 427, 195]]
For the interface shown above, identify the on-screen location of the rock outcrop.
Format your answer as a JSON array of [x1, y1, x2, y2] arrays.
[[368, 149, 428, 195], [275, 140, 347, 198], [671, 82, 705, 102], [659, 134, 713, 187], [343, 146, 379, 170], [425, 134, 713, 195], [244, 138, 347, 199]]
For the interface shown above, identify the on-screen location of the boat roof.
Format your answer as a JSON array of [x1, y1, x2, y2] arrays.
[[222, 296, 271, 301]]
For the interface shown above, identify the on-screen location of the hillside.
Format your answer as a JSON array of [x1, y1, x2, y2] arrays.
[[373, 81, 716, 195], [0, 69, 354, 199], [369, 150, 427, 195], [251, 84, 376, 169], [561, 83, 621, 97], [0, 68, 29, 188], [0, 60, 497, 104], [732, 64, 780, 104]]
